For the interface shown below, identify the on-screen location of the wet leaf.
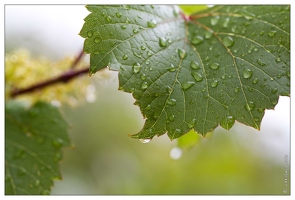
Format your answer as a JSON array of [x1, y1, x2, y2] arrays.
[[5, 101, 70, 194], [80, 5, 290, 140]]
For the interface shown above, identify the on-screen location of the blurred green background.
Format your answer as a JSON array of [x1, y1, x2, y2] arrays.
[[5, 5, 290, 195]]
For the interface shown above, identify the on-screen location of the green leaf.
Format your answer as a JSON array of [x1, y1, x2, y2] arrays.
[[5, 101, 70, 194], [179, 5, 208, 15], [80, 5, 290, 140], [177, 130, 202, 150]]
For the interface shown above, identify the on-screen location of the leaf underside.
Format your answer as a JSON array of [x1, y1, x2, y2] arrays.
[[5, 101, 70, 194], [80, 5, 290, 140]]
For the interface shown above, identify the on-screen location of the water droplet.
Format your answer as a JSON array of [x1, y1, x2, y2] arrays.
[[110, 41, 117, 47], [35, 179, 40, 186], [141, 46, 146, 50], [276, 58, 281, 63], [243, 69, 253, 79], [191, 72, 203, 82], [187, 119, 196, 129], [94, 37, 101, 43], [168, 114, 175, 121], [252, 78, 259, 84], [181, 81, 195, 91], [145, 104, 151, 111], [52, 138, 64, 148], [223, 36, 235, 47], [165, 63, 176, 72], [120, 25, 127, 30], [170, 147, 182, 160], [147, 51, 153, 56], [271, 88, 278, 94], [245, 101, 255, 111], [191, 35, 204, 45], [286, 70, 290, 78], [147, 19, 157, 28], [105, 16, 112, 22], [223, 17, 230, 27], [178, 48, 187, 59], [87, 31, 93, 37], [257, 108, 264, 113], [257, 59, 266, 66], [205, 56, 209, 61], [277, 73, 282, 79], [190, 61, 200, 69], [167, 98, 176, 106], [116, 12, 122, 18], [211, 80, 219, 88], [140, 74, 146, 80], [175, 129, 182, 135], [204, 30, 213, 39], [140, 138, 151, 143], [211, 16, 220, 26], [159, 37, 167, 47], [220, 115, 235, 130], [122, 54, 128, 60], [234, 87, 241, 93], [268, 31, 277, 37], [141, 82, 148, 90], [210, 63, 220, 70], [133, 29, 139, 33]]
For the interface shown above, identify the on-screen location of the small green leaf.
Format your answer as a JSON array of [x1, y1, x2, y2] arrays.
[[177, 130, 201, 149], [80, 5, 290, 140], [5, 101, 70, 194]]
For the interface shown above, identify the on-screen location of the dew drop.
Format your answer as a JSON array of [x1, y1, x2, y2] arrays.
[[210, 63, 220, 70], [133, 63, 141, 73], [141, 46, 146, 50], [140, 74, 146, 80], [159, 37, 167, 47], [167, 98, 176, 106], [187, 119, 196, 129], [243, 69, 253, 79], [175, 129, 182, 135], [116, 12, 122, 18], [211, 80, 219, 88], [105, 16, 112, 22], [257, 108, 264, 113], [170, 147, 182, 160], [141, 82, 148, 90], [147, 19, 157, 28], [87, 31, 93, 37], [252, 78, 259, 84], [145, 104, 151, 111], [191, 72, 203, 82], [268, 31, 277, 37], [220, 115, 235, 130], [223, 17, 230, 27], [204, 30, 213, 39], [234, 87, 241, 93], [245, 101, 255, 111], [168, 114, 175, 121], [271, 88, 278, 94], [178, 48, 187, 59], [35, 179, 40, 187], [140, 138, 151, 143], [223, 36, 235, 47], [276, 57, 281, 63], [133, 29, 139, 33], [190, 61, 200, 69], [94, 37, 101, 43], [257, 59, 266, 66], [147, 51, 153, 56], [167, 63, 176, 72], [122, 54, 128, 60], [191, 35, 204, 45], [52, 138, 64, 148], [211, 16, 220, 26], [181, 81, 195, 91]]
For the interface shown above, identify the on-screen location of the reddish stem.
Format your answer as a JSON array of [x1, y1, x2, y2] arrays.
[[10, 67, 90, 98]]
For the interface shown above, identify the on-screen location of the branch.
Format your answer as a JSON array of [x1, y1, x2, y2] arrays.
[[11, 67, 90, 98]]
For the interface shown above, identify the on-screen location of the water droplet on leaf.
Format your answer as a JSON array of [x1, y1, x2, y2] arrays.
[[211, 80, 219, 88], [257, 59, 266, 66], [181, 81, 195, 91], [147, 19, 157, 28], [252, 78, 259, 84], [140, 74, 146, 80], [211, 16, 220, 26], [223, 36, 235, 47], [268, 31, 276, 37], [190, 61, 200, 69], [159, 37, 167, 47], [141, 82, 148, 90], [271, 88, 278, 94], [220, 115, 235, 130], [167, 98, 176, 106], [94, 38, 101, 43], [178, 48, 187, 59], [210, 63, 220, 70], [133, 29, 139, 33], [187, 119, 196, 129], [191, 72, 203, 82], [191, 35, 204, 45], [166, 63, 176, 72], [245, 101, 255, 111], [243, 69, 253, 79], [87, 31, 93, 37], [122, 54, 128, 60], [121, 25, 127, 29], [168, 114, 175, 121], [105, 16, 112, 22], [140, 138, 151, 143]]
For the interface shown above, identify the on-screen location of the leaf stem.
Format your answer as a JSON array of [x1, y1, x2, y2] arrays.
[[10, 67, 90, 98]]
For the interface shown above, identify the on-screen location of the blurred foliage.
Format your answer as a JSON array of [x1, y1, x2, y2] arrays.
[[180, 5, 208, 15], [50, 75, 289, 195]]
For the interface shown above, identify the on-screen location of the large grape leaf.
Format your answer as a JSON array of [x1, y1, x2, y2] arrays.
[[5, 101, 70, 194], [80, 5, 290, 140]]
